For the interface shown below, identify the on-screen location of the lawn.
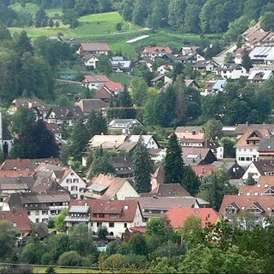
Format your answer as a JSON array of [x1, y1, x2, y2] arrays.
[[33, 266, 106, 273]]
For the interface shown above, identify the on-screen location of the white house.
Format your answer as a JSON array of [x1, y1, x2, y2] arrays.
[[235, 129, 271, 167], [3, 192, 70, 224], [83, 54, 100, 69], [65, 199, 144, 238], [216, 63, 248, 79], [242, 160, 274, 181]]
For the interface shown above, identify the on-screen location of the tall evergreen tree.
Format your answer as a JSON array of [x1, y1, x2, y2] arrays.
[[86, 110, 108, 137], [164, 133, 184, 183], [117, 86, 136, 119], [132, 138, 153, 193], [242, 49, 253, 72]]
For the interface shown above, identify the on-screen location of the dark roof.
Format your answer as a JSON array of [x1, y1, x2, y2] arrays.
[[45, 106, 84, 120], [216, 63, 243, 71], [146, 183, 191, 197], [234, 124, 274, 135], [253, 160, 274, 174], [258, 137, 274, 152], [77, 99, 108, 113], [0, 177, 35, 190], [228, 163, 246, 179]]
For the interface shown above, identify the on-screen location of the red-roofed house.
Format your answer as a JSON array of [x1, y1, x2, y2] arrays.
[[104, 81, 124, 95], [64, 199, 143, 238], [0, 209, 31, 238], [81, 75, 110, 90], [78, 43, 110, 56], [165, 207, 219, 228], [191, 165, 218, 180], [141, 46, 172, 61]]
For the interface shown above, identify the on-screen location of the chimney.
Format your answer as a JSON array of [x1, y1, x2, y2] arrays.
[[192, 130, 196, 135]]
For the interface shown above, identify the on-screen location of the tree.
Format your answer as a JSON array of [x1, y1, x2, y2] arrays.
[[203, 119, 223, 140], [58, 251, 82, 266], [132, 0, 147, 26], [220, 137, 236, 158], [45, 266, 56, 274], [86, 110, 108, 137], [242, 49, 253, 72], [128, 233, 148, 256], [182, 166, 201, 196], [90, 155, 116, 177], [224, 52, 234, 64], [245, 173, 256, 185], [68, 118, 90, 160], [98, 226, 108, 241], [0, 220, 17, 260], [97, 55, 112, 76], [174, 75, 187, 124], [130, 77, 148, 106], [260, 12, 274, 31], [117, 87, 136, 119], [35, 8, 49, 27], [198, 167, 237, 210], [168, 0, 186, 29], [132, 138, 153, 193], [48, 18, 54, 28], [164, 133, 184, 184], [13, 30, 34, 57], [54, 209, 67, 232], [62, 9, 79, 28], [184, 4, 202, 33]]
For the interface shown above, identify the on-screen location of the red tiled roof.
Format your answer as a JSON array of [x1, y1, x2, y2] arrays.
[[219, 195, 274, 217], [235, 129, 271, 148], [82, 75, 110, 83], [68, 199, 139, 222], [45, 123, 63, 134], [165, 207, 219, 228], [94, 86, 113, 100], [191, 165, 218, 177], [0, 170, 32, 177], [104, 81, 123, 93], [80, 43, 110, 52], [143, 47, 172, 55], [0, 209, 31, 232]]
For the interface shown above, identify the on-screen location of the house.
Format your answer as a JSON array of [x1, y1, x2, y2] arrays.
[[108, 119, 143, 134], [161, 53, 185, 64], [149, 148, 166, 163], [126, 196, 198, 222], [88, 134, 128, 151], [0, 158, 63, 173], [93, 86, 114, 103], [7, 98, 48, 118], [76, 99, 108, 116], [45, 123, 63, 141], [219, 194, 274, 228], [181, 46, 200, 56], [147, 167, 192, 197], [85, 174, 139, 200], [249, 46, 274, 65], [64, 199, 143, 238], [165, 207, 219, 228], [138, 56, 154, 72], [201, 79, 227, 96], [109, 157, 133, 178], [242, 159, 274, 181], [45, 106, 84, 127], [234, 123, 274, 138], [81, 75, 110, 90], [151, 75, 173, 86], [238, 175, 274, 196], [83, 53, 100, 69], [216, 63, 248, 79], [156, 64, 173, 74], [0, 209, 31, 238], [235, 129, 271, 167], [191, 165, 219, 181], [103, 81, 124, 95], [141, 46, 172, 61], [182, 147, 217, 166], [248, 70, 273, 84], [258, 137, 274, 160], [34, 163, 86, 199], [192, 60, 217, 73], [77, 43, 110, 56], [184, 79, 200, 89], [111, 57, 132, 73], [3, 192, 71, 223]]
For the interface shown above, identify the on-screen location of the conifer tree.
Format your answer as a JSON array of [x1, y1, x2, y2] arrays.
[[164, 133, 184, 183], [132, 138, 153, 193]]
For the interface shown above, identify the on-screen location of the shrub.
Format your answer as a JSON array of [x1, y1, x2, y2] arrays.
[[58, 251, 82, 266]]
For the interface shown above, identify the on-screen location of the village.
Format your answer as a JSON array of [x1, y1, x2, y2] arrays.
[[1, 5, 274, 272]]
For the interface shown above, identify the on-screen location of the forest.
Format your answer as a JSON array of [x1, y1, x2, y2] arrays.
[[2, 0, 274, 35]]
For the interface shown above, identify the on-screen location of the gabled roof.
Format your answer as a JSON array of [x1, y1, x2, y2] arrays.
[[84, 53, 101, 61], [104, 81, 123, 93], [77, 99, 108, 113], [249, 47, 274, 61], [88, 134, 127, 149], [238, 176, 274, 196], [10, 98, 47, 109], [258, 137, 274, 152], [148, 183, 191, 197], [94, 86, 114, 100], [219, 195, 274, 217], [234, 123, 274, 136], [191, 165, 218, 178], [192, 60, 215, 68], [80, 43, 110, 52], [143, 46, 172, 55], [45, 106, 84, 120], [235, 129, 271, 148], [165, 207, 219, 228], [0, 209, 31, 232], [108, 119, 142, 129], [82, 74, 110, 83], [252, 159, 274, 174], [248, 70, 273, 81]]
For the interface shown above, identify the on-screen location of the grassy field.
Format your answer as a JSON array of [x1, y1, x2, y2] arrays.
[[33, 266, 105, 273]]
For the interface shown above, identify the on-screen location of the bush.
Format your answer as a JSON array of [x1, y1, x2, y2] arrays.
[[58, 251, 82, 266]]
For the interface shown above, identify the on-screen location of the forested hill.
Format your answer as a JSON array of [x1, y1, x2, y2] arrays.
[[2, 0, 274, 34]]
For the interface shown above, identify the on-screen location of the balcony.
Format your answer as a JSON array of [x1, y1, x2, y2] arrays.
[[49, 205, 68, 211]]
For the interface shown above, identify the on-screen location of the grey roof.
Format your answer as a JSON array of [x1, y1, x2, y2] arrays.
[[216, 63, 243, 71], [258, 137, 274, 152], [108, 119, 143, 129], [248, 70, 273, 80], [112, 56, 124, 61], [0, 177, 35, 189], [69, 205, 89, 213], [84, 53, 100, 61], [77, 99, 108, 113], [249, 47, 274, 61], [212, 79, 227, 90], [46, 106, 84, 120], [192, 60, 214, 68], [88, 183, 108, 192]]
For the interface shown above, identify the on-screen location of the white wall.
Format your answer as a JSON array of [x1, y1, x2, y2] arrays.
[[236, 147, 259, 167], [242, 162, 261, 181], [116, 181, 139, 200]]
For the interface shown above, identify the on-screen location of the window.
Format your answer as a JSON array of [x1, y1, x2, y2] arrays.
[[35, 211, 39, 216], [35, 218, 39, 223], [124, 223, 127, 228], [73, 179, 79, 183], [66, 179, 72, 184], [109, 222, 114, 228], [99, 213, 104, 218], [97, 222, 101, 227]]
